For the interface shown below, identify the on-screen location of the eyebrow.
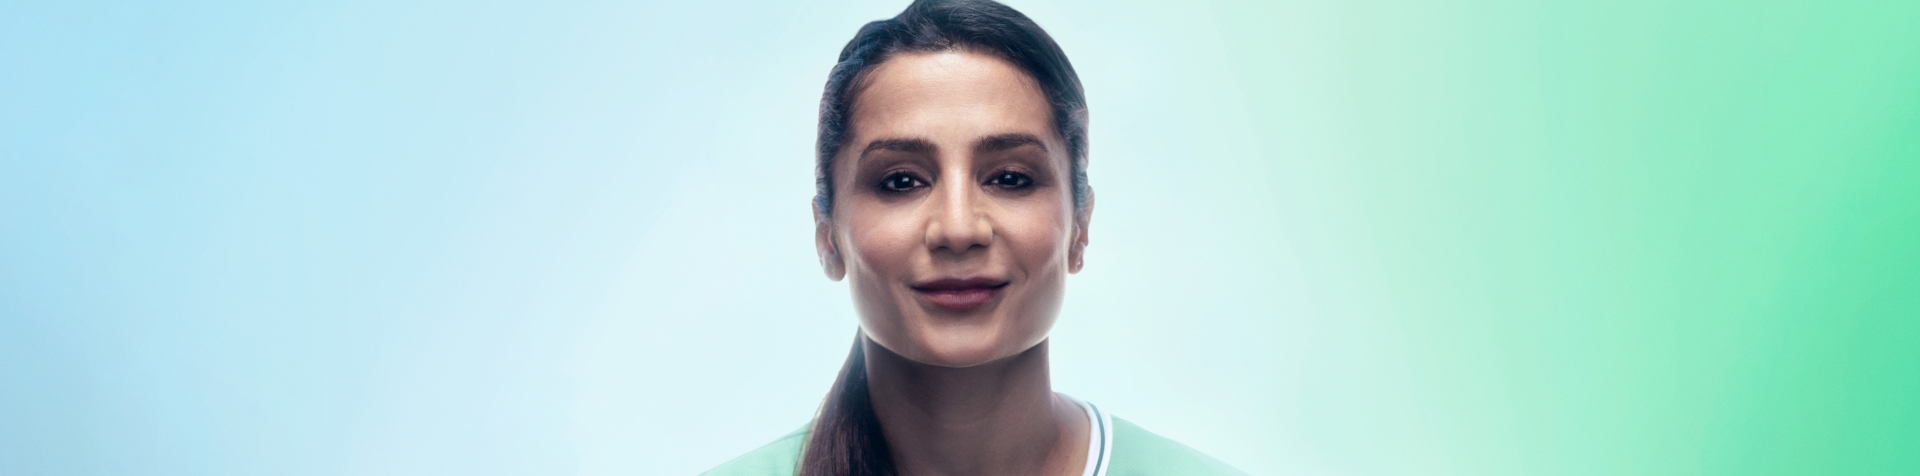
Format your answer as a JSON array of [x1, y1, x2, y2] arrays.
[[857, 133, 1048, 161], [861, 138, 937, 159], [974, 133, 1048, 154]]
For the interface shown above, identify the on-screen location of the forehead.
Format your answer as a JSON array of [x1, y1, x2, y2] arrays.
[[845, 50, 1058, 147]]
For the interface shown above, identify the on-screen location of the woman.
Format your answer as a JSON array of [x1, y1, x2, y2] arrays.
[[706, 1, 1244, 475]]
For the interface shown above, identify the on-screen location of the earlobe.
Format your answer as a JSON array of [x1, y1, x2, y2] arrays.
[[815, 206, 847, 281]]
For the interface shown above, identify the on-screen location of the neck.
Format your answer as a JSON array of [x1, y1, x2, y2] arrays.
[[864, 339, 1088, 476]]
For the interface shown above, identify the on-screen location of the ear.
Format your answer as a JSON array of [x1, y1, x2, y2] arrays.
[[1068, 187, 1094, 274], [815, 205, 847, 281]]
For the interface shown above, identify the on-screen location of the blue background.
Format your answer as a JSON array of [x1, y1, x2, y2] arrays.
[[6, 1, 1917, 475]]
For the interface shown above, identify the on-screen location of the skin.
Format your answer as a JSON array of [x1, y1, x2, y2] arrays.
[[813, 50, 1095, 476]]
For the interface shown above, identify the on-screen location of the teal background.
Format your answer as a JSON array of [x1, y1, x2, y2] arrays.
[[3, 1, 1916, 475]]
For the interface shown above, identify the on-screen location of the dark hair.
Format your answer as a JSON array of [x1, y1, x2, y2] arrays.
[[811, 0, 1089, 219], [803, 1, 1088, 476]]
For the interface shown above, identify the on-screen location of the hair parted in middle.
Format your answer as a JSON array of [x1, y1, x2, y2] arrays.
[[811, 0, 1089, 219]]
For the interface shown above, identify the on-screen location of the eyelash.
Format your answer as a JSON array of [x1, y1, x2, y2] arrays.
[[878, 172, 926, 193], [874, 169, 1036, 193], [987, 170, 1034, 189]]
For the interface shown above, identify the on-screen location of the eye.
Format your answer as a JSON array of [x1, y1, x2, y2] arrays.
[[987, 171, 1033, 189], [879, 172, 925, 193]]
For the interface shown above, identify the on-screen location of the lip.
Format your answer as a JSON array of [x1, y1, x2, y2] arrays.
[[910, 277, 1010, 312]]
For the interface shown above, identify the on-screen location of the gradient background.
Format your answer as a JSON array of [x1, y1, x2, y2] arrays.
[[4, 0, 1917, 475]]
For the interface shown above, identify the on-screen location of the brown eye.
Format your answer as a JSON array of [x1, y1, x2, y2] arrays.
[[880, 172, 924, 192], [987, 171, 1032, 189]]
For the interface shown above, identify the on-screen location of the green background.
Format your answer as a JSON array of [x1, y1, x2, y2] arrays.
[[3, 0, 1915, 474], [1186, 1, 1920, 474]]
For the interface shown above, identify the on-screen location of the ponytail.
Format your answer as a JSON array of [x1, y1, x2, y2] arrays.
[[799, 332, 894, 476]]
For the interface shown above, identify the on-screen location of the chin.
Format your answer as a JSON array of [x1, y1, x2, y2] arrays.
[[901, 323, 1040, 368]]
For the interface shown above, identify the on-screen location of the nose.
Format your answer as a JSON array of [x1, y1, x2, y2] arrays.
[[925, 177, 992, 253]]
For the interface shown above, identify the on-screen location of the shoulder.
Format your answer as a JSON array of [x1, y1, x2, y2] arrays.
[[1107, 416, 1248, 476], [700, 425, 808, 476]]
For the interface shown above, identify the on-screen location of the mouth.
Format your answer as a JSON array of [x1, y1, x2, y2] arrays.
[[910, 277, 1010, 312]]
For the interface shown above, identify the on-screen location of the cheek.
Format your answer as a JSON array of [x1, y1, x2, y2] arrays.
[[839, 205, 925, 355], [997, 201, 1073, 353], [841, 205, 922, 279], [1000, 200, 1074, 270]]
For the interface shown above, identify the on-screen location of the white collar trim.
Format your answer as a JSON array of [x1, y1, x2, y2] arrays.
[[1060, 394, 1113, 476]]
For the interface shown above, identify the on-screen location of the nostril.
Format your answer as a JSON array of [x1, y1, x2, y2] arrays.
[[923, 216, 993, 252]]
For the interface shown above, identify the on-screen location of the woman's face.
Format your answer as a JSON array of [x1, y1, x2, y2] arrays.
[[817, 50, 1090, 368]]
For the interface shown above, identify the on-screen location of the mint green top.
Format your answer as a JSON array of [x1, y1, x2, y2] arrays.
[[702, 398, 1246, 476]]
